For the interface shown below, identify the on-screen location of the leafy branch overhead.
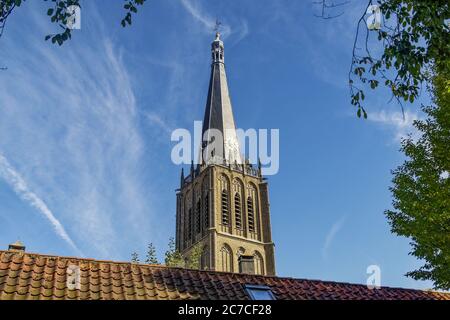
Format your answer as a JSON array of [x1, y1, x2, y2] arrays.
[[313, 0, 350, 20], [0, 0, 147, 46], [121, 0, 146, 27], [0, 0, 17, 38], [349, 0, 449, 118]]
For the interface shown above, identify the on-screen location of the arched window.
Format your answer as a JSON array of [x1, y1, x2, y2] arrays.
[[195, 200, 201, 235], [187, 208, 192, 240], [203, 193, 209, 232], [235, 193, 242, 229], [183, 206, 187, 244], [247, 197, 255, 232], [184, 196, 190, 244], [220, 244, 233, 272], [254, 251, 264, 275], [221, 190, 229, 226]]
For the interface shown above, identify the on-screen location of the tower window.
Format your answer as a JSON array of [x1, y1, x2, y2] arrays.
[[235, 193, 242, 229], [247, 197, 255, 232], [203, 193, 209, 231], [254, 251, 264, 275], [220, 245, 233, 272], [183, 210, 187, 244], [187, 208, 192, 240], [195, 200, 201, 235], [221, 190, 229, 225]]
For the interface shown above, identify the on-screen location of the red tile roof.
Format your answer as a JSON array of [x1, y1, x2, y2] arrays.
[[0, 250, 448, 300]]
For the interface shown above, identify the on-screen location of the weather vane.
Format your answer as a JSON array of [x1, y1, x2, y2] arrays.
[[214, 18, 222, 33]]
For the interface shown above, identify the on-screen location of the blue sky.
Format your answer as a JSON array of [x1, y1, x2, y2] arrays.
[[0, 1, 431, 289]]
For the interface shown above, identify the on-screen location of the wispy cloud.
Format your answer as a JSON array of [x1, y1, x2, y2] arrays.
[[179, 0, 219, 30], [322, 216, 346, 260], [0, 3, 158, 258], [143, 111, 173, 135], [233, 19, 249, 45], [179, 0, 248, 43], [368, 109, 421, 142], [0, 154, 82, 255]]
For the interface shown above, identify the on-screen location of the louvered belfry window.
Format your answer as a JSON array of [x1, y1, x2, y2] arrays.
[[203, 193, 209, 231], [195, 200, 201, 235], [221, 190, 229, 225], [235, 193, 242, 229], [188, 208, 192, 240], [247, 197, 255, 232]]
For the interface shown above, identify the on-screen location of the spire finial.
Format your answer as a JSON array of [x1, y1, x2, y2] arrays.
[[211, 19, 224, 63], [214, 18, 222, 35]]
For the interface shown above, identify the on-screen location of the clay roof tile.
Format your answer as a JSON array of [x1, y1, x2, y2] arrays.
[[0, 250, 448, 300]]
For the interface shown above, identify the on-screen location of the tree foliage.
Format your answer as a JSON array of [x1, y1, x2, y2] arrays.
[[145, 242, 158, 264], [132, 239, 202, 269], [131, 251, 140, 263], [385, 60, 450, 290], [164, 237, 184, 268], [313, 0, 349, 20], [349, 0, 449, 118], [0, 0, 146, 45], [185, 243, 203, 270]]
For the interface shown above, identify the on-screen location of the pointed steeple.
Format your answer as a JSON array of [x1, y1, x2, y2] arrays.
[[180, 167, 184, 188], [175, 31, 276, 276], [201, 32, 242, 165]]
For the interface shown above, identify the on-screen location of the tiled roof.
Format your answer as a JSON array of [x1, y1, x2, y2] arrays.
[[0, 250, 448, 300]]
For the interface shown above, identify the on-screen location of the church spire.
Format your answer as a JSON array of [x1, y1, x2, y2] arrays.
[[201, 32, 242, 165], [175, 31, 276, 276]]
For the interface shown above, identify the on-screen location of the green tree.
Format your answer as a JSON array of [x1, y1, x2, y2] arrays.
[[164, 237, 184, 268], [131, 251, 140, 263], [346, 0, 449, 117], [145, 242, 158, 264], [185, 243, 203, 270], [385, 60, 450, 290], [0, 0, 146, 45]]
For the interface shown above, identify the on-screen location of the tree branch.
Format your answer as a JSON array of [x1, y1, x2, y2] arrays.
[[313, 0, 350, 19]]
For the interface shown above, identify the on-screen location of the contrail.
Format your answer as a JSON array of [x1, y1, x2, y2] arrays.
[[0, 153, 82, 255], [322, 216, 346, 260]]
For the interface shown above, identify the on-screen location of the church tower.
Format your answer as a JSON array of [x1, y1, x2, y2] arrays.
[[175, 32, 276, 276]]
